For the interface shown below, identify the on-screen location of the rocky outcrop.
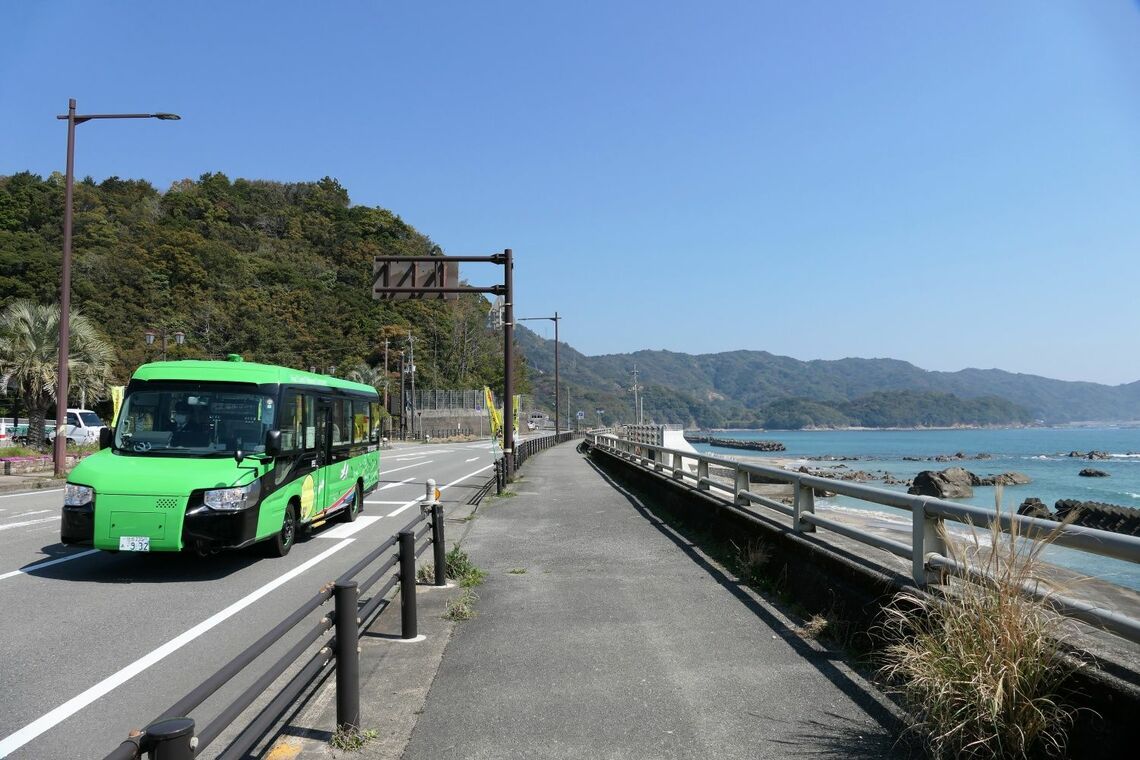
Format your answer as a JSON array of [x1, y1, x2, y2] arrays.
[[1067, 450, 1111, 460], [1078, 468, 1109, 477], [902, 452, 992, 462], [908, 467, 974, 499], [1016, 498, 1140, 537], [972, 472, 1032, 486]]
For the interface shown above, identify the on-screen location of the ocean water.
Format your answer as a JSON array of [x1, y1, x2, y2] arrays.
[[692, 427, 1140, 590]]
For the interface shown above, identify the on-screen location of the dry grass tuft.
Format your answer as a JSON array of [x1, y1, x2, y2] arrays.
[[878, 495, 1079, 759]]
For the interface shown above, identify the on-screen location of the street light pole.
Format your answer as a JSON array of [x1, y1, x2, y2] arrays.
[[145, 328, 186, 361], [53, 99, 180, 476], [517, 312, 561, 436]]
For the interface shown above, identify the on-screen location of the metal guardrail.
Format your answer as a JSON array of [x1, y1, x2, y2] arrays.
[[588, 434, 1140, 645], [102, 484, 450, 760]]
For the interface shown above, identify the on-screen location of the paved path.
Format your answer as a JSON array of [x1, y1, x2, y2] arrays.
[[402, 443, 904, 759]]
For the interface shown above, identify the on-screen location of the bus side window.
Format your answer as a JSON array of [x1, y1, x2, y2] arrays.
[[352, 400, 370, 443], [303, 395, 317, 451], [331, 398, 350, 447], [281, 392, 303, 451], [369, 403, 381, 442]]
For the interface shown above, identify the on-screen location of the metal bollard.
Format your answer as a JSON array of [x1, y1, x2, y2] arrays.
[[432, 503, 447, 586], [143, 717, 195, 760], [399, 530, 418, 638], [334, 581, 361, 730]]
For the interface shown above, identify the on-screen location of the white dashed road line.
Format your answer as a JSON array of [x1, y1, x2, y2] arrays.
[[0, 539, 355, 757]]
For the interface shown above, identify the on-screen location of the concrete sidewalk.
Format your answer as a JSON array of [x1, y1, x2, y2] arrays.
[[400, 443, 904, 759]]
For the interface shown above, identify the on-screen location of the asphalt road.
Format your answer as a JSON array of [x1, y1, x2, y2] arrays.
[[0, 439, 498, 759]]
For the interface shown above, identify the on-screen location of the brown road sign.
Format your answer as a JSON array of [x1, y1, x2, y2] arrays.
[[373, 259, 460, 300]]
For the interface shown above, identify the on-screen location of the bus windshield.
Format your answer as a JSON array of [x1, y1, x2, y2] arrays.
[[114, 382, 277, 456]]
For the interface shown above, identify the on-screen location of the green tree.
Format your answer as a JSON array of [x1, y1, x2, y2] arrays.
[[0, 300, 115, 446]]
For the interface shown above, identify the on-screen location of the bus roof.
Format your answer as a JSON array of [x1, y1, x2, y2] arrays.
[[130, 359, 378, 396]]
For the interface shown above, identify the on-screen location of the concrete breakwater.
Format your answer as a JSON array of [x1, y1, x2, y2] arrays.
[[683, 432, 786, 452]]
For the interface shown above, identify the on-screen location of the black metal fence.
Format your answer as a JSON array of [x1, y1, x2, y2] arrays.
[[103, 503, 448, 760], [486, 432, 576, 498]]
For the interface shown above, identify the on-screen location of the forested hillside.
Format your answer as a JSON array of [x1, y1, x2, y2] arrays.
[[0, 172, 517, 410], [520, 334, 1140, 427]]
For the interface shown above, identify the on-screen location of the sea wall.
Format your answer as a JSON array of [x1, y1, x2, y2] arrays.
[[588, 445, 1140, 755]]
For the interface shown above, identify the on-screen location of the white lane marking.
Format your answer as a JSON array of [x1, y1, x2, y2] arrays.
[[385, 498, 422, 518], [0, 516, 57, 531], [0, 488, 63, 499], [465, 457, 480, 463], [379, 477, 415, 491], [380, 460, 435, 476], [389, 454, 428, 461], [364, 500, 410, 505], [386, 463, 495, 518], [439, 464, 494, 494], [0, 538, 354, 758], [3, 509, 51, 519], [0, 549, 100, 582], [318, 515, 383, 539]]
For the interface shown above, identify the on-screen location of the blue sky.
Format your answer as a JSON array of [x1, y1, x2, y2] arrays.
[[3, 1, 1139, 384]]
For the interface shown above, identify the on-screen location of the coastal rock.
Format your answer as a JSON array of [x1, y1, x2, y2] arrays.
[[1067, 450, 1112, 460], [974, 471, 1032, 486], [1078, 468, 1109, 478], [908, 467, 974, 499], [1017, 498, 1052, 520]]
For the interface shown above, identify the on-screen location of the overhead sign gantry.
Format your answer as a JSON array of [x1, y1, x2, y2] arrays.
[[372, 249, 518, 476]]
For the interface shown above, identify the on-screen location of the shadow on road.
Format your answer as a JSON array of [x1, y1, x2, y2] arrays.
[[23, 538, 295, 583]]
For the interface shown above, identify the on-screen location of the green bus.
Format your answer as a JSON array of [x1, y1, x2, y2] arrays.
[[61, 356, 381, 557]]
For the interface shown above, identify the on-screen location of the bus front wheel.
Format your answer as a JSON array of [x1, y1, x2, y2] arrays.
[[267, 504, 297, 557]]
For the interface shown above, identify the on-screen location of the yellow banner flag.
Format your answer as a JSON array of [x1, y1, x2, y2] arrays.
[[484, 386, 503, 442], [513, 395, 520, 440], [110, 385, 126, 425]]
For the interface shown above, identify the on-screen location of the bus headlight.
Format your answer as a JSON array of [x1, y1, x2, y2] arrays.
[[64, 483, 94, 507], [203, 481, 261, 511]]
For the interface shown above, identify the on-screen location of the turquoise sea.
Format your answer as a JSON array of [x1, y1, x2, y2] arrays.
[[692, 427, 1140, 591]]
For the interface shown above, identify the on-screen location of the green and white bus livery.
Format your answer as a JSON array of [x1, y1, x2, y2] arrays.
[[61, 357, 382, 557]]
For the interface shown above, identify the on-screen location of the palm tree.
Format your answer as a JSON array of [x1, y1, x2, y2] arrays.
[[0, 300, 115, 448], [345, 362, 386, 394]]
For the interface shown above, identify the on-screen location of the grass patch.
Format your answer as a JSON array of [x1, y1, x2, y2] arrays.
[[329, 726, 378, 752], [444, 588, 479, 621], [507, 567, 527, 575], [445, 544, 487, 587], [417, 545, 488, 587], [878, 498, 1079, 759], [796, 613, 830, 640]]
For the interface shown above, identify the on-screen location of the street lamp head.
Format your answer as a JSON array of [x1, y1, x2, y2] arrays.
[[153, 113, 181, 121], [144, 329, 157, 345], [173, 331, 185, 345]]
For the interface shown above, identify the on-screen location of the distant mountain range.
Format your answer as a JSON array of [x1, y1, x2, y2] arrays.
[[517, 327, 1140, 428]]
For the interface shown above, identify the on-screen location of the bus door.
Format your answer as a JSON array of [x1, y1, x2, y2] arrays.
[[313, 398, 334, 519]]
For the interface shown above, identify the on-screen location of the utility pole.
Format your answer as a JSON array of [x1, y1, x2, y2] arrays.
[[407, 331, 417, 439], [631, 365, 643, 425], [398, 350, 406, 439], [383, 337, 390, 436]]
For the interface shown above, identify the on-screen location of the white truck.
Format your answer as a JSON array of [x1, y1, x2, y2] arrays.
[[48, 408, 107, 446]]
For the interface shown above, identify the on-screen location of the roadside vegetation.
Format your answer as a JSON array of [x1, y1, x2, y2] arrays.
[[329, 725, 378, 753], [878, 506, 1079, 759], [417, 544, 486, 622]]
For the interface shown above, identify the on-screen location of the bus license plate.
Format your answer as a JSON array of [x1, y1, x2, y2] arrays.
[[119, 536, 150, 552]]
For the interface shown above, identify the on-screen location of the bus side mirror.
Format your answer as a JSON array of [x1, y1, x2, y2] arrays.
[[99, 428, 113, 450], [264, 430, 282, 456]]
